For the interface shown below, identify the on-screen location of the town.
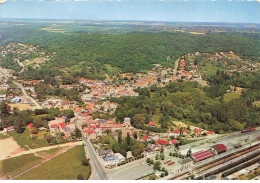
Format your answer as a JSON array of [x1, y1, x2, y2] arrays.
[[0, 40, 259, 180]]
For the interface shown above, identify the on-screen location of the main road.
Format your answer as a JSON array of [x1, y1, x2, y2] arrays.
[[13, 81, 42, 109], [73, 117, 108, 180]]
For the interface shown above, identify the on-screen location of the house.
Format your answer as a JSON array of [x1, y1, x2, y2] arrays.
[[149, 143, 162, 151], [194, 128, 203, 137], [114, 153, 126, 163], [4, 126, 14, 133], [149, 121, 156, 127], [98, 149, 114, 157], [169, 139, 178, 145], [179, 157, 193, 168], [157, 139, 169, 146], [205, 131, 215, 135], [27, 123, 33, 129], [11, 97, 21, 103], [102, 155, 119, 167], [169, 129, 180, 137], [212, 144, 227, 154], [141, 136, 151, 142], [126, 151, 134, 159], [85, 130, 97, 140]]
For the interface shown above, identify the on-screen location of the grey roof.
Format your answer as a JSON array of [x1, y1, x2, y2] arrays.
[[179, 157, 193, 165], [103, 154, 118, 161], [98, 149, 113, 156]]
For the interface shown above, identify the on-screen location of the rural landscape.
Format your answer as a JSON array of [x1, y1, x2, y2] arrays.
[[0, 0, 259, 181]]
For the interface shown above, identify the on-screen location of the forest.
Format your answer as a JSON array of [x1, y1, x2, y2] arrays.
[[1, 24, 260, 77], [111, 70, 260, 133]]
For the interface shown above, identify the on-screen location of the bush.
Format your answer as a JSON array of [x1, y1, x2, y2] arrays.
[[165, 170, 168, 176], [147, 158, 151, 163], [161, 173, 165, 177], [82, 159, 89, 166], [77, 174, 84, 180], [169, 152, 173, 156]]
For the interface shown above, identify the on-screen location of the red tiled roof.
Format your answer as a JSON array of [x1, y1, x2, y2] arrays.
[[149, 121, 156, 126], [154, 143, 159, 146], [27, 123, 33, 129], [170, 139, 178, 144], [195, 129, 202, 133], [142, 136, 151, 141], [213, 144, 227, 153], [206, 131, 215, 135], [59, 122, 66, 129], [157, 139, 169, 145], [51, 124, 59, 128], [192, 150, 214, 162], [182, 129, 188, 133], [172, 129, 180, 134]]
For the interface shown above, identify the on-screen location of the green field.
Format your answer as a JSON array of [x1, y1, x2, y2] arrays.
[[37, 147, 61, 156], [8, 130, 49, 149], [0, 133, 9, 139], [223, 93, 241, 102], [198, 60, 224, 78], [0, 153, 43, 178], [16, 145, 91, 180]]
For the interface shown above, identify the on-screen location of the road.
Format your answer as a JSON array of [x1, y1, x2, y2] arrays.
[[0, 141, 82, 160], [73, 117, 108, 180], [174, 59, 179, 77], [13, 81, 42, 109]]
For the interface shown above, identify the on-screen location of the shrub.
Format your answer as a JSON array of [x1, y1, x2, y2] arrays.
[[82, 159, 89, 166], [77, 174, 84, 180], [161, 173, 165, 177], [165, 170, 168, 176]]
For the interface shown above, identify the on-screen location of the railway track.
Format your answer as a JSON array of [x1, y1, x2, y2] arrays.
[[169, 142, 260, 180]]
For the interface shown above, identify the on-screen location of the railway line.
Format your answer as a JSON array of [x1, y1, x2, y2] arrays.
[[169, 142, 260, 180]]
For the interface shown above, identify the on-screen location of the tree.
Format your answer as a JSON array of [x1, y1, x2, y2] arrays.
[[146, 158, 151, 163], [13, 107, 20, 116], [75, 128, 82, 138], [133, 131, 138, 139], [186, 148, 192, 158], [82, 159, 89, 166], [155, 154, 159, 160], [31, 127, 38, 134], [127, 133, 131, 145], [165, 170, 168, 176], [153, 161, 161, 171], [14, 117, 25, 133], [77, 174, 84, 180], [160, 154, 165, 160], [33, 117, 43, 129], [1, 102, 11, 116], [46, 134, 55, 143], [160, 173, 165, 177]]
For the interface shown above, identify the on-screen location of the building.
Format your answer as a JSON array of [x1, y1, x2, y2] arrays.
[[192, 150, 214, 162], [98, 149, 114, 157], [149, 121, 156, 127], [212, 144, 227, 154]]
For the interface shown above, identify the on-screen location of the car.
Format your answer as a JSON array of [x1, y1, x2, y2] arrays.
[[168, 162, 175, 165], [213, 141, 216, 143]]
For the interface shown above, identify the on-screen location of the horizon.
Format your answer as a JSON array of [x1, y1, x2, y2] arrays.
[[1, 0, 260, 24]]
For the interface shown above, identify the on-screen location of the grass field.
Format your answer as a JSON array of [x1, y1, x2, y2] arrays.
[[8, 130, 49, 149], [16, 145, 91, 180], [198, 60, 224, 78], [37, 147, 61, 156], [0, 153, 43, 178], [0, 133, 9, 139], [9, 104, 34, 111], [223, 93, 241, 102]]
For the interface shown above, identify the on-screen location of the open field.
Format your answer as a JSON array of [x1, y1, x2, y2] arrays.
[[0, 137, 22, 160], [37, 147, 61, 156], [9, 104, 34, 111], [0, 153, 43, 178], [8, 130, 49, 150], [198, 60, 224, 78], [15, 145, 91, 180]]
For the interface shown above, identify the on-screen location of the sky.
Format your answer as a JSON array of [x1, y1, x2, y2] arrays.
[[1, 0, 260, 23]]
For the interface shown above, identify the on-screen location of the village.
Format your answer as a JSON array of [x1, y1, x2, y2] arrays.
[[0, 43, 259, 180]]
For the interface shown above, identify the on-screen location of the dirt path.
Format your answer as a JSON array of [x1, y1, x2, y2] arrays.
[[10, 145, 77, 180], [0, 141, 82, 160]]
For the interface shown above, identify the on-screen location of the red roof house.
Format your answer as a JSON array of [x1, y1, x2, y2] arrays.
[[212, 144, 227, 154], [142, 136, 151, 141], [59, 122, 66, 129], [195, 129, 202, 133], [27, 123, 33, 129], [149, 121, 156, 126], [206, 131, 215, 135], [170, 139, 178, 144], [157, 139, 169, 145], [51, 124, 59, 128]]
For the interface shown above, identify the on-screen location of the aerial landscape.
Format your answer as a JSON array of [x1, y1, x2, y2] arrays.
[[0, 0, 259, 181]]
